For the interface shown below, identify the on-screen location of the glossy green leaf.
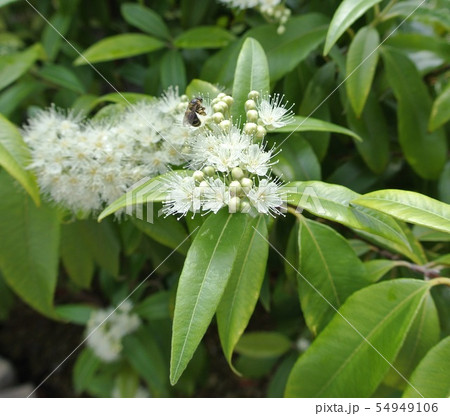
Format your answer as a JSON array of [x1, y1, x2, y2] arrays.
[[74, 34, 164, 65], [381, 47, 447, 179], [217, 215, 269, 370], [352, 189, 450, 234], [0, 114, 40, 205], [123, 327, 169, 397], [121, 3, 171, 40], [363, 259, 401, 283], [0, 172, 59, 316], [132, 215, 188, 255], [276, 115, 362, 142], [0, 0, 19, 7], [73, 348, 101, 394], [271, 135, 321, 181], [39, 64, 86, 93], [232, 38, 270, 121], [0, 43, 43, 90], [60, 222, 95, 288], [413, 224, 450, 242], [95, 92, 154, 106], [384, 294, 440, 389], [160, 49, 187, 92], [235, 331, 291, 359], [267, 353, 298, 398], [324, 0, 382, 55], [346, 26, 380, 116], [0, 80, 43, 117], [297, 218, 368, 334], [429, 83, 450, 131], [41, 13, 71, 60], [134, 291, 171, 321], [346, 90, 389, 174], [403, 336, 450, 398], [285, 279, 432, 397], [98, 171, 191, 221], [285, 181, 412, 258], [185, 79, 221, 100], [170, 211, 249, 385], [438, 161, 450, 204], [55, 304, 95, 325], [174, 26, 235, 49]]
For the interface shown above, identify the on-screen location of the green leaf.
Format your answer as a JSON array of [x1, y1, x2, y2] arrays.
[[429, 83, 450, 131], [217, 215, 269, 370], [235, 331, 291, 359], [324, 0, 382, 55], [413, 224, 450, 242], [122, 327, 170, 397], [285, 181, 413, 259], [246, 14, 328, 82], [285, 279, 432, 397], [134, 291, 171, 321], [381, 47, 447, 179], [0, 43, 43, 90], [0, 114, 40, 205], [174, 26, 235, 49], [55, 304, 95, 325], [73, 348, 101, 394], [403, 336, 450, 398], [60, 222, 95, 288], [0, 0, 19, 7], [170, 211, 249, 385], [121, 3, 171, 40], [39, 64, 86, 93], [276, 115, 362, 142], [0, 80, 43, 117], [78, 220, 120, 277], [352, 189, 450, 234], [185, 79, 221, 99], [95, 92, 154, 106], [346, 90, 390, 174], [0, 172, 59, 316], [384, 294, 440, 390], [297, 218, 368, 335], [231, 38, 270, 121], [74, 34, 165, 65], [271, 135, 321, 181], [132, 215, 189, 255], [98, 171, 191, 221], [346, 26, 380, 116], [363, 259, 401, 283], [160, 49, 186, 92], [41, 13, 71, 60], [438, 161, 450, 204]]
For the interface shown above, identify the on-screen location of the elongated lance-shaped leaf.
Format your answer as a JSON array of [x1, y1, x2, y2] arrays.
[[170, 211, 251, 384], [352, 189, 450, 234], [429, 82, 450, 131], [285, 279, 435, 397], [324, 0, 382, 55], [232, 37, 270, 122], [298, 218, 369, 335], [217, 215, 269, 372], [403, 336, 450, 398]]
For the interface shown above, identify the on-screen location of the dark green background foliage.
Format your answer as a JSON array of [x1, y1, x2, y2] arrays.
[[0, 0, 449, 398]]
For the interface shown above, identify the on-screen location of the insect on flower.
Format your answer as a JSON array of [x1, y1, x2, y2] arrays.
[[183, 97, 206, 127]]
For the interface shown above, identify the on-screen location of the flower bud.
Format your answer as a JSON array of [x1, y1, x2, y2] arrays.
[[198, 180, 209, 194], [256, 125, 267, 139], [240, 200, 251, 213], [180, 94, 189, 102], [217, 92, 226, 99], [246, 109, 258, 122], [228, 196, 241, 213], [219, 119, 231, 132], [243, 122, 257, 135], [212, 112, 225, 123], [192, 170, 204, 182], [202, 166, 215, 177], [229, 180, 242, 196], [231, 167, 245, 180], [277, 25, 286, 35], [223, 95, 234, 106], [248, 91, 260, 100], [245, 99, 257, 111], [241, 177, 253, 193]]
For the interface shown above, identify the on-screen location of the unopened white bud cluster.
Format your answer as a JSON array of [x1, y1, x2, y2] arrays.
[[219, 0, 291, 35], [22, 87, 192, 213], [85, 301, 141, 363]]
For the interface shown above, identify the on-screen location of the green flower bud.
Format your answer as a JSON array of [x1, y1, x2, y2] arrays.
[[203, 166, 215, 177], [229, 180, 242, 196], [243, 122, 257, 135], [219, 119, 231, 132], [217, 92, 226, 99], [241, 177, 253, 193], [223, 95, 234, 106], [212, 112, 225, 123], [246, 109, 259, 122], [256, 125, 267, 139], [231, 167, 245, 180], [228, 196, 241, 213], [245, 99, 257, 111], [240, 200, 251, 213], [192, 170, 204, 182]]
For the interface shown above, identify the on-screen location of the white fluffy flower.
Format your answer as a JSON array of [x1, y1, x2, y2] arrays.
[[247, 178, 284, 216], [202, 178, 230, 214], [162, 174, 202, 217], [240, 143, 274, 176], [86, 301, 141, 362], [219, 0, 259, 9], [257, 94, 294, 130]]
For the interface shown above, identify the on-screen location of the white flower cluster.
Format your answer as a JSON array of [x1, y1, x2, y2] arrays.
[[22, 87, 191, 213], [163, 90, 292, 218], [86, 301, 141, 362], [219, 0, 291, 34]]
